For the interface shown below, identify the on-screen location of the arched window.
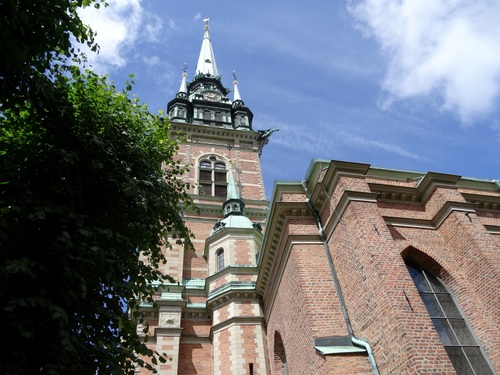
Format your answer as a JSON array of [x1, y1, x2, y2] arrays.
[[216, 248, 224, 272], [406, 262, 495, 375], [273, 331, 288, 375], [198, 159, 227, 197]]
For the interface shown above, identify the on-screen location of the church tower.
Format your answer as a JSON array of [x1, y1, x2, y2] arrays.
[[138, 19, 275, 374]]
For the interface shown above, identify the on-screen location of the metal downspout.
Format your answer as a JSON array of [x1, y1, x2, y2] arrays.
[[301, 180, 380, 375]]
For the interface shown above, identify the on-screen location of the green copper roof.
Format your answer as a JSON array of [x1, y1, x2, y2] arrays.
[[226, 163, 239, 201], [195, 18, 218, 76]]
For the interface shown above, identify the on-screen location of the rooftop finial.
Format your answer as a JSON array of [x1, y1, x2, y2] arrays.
[[204, 18, 210, 29], [232, 70, 238, 83]]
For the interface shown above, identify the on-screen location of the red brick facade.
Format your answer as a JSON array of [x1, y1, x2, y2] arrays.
[[140, 151, 499, 374], [258, 160, 499, 374], [138, 120, 270, 374], [137, 21, 499, 375]]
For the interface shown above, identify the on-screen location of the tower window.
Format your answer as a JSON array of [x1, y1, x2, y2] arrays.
[[406, 262, 495, 375], [216, 248, 224, 272], [203, 110, 211, 125], [198, 159, 227, 197]]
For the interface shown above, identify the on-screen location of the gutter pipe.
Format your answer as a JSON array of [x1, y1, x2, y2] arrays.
[[301, 180, 380, 375]]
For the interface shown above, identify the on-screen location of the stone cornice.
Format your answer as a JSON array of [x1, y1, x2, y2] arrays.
[[484, 225, 500, 235], [206, 265, 258, 285], [383, 201, 476, 229], [206, 283, 259, 310], [307, 160, 371, 209], [462, 193, 500, 211], [170, 122, 270, 155], [210, 316, 265, 337], [182, 307, 211, 320], [256, 197, 313, 296], [185, 201, 268, 221], [369, 172, 461, 204], [180, 335, 211, 344]]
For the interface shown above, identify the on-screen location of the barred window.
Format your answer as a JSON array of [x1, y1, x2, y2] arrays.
[[198, 159, 227, 197], [406, 262, 495, 375]]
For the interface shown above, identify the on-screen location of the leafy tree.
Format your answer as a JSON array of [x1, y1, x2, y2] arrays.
[[0, 1, 194, 374], [0, 0, 101, 106], [1, 66, 194, 374]]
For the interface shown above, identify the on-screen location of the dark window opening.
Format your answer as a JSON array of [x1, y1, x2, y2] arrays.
[[198, 159, 227, 197], [216, 248, 224, 272], [406, 261, 495, 375]]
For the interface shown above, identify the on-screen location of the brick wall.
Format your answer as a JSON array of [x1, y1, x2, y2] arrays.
[[261, 162, 500, 374]]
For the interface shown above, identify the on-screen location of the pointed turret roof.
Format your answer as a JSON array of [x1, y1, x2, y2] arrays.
[[178, 63, 188, 94], [196, 18, 219, 77], [226, 162, 239, 201], [232, 71, 242, 102], [210, 161, 260, 235]]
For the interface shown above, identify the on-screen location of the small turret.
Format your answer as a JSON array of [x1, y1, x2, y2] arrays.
[[167, 64, 191, 122], [211, 162, 262, 235], [231, 71, 253, 130]]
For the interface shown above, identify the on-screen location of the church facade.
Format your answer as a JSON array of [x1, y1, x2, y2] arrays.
[[137, 21, 500, 375]]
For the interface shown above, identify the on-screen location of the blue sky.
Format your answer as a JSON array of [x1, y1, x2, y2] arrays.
[[78, 1, 500, 199]]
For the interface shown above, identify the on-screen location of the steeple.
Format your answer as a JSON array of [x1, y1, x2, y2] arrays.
[[167, 19, 274, 135], [195, 18, 219, 77]]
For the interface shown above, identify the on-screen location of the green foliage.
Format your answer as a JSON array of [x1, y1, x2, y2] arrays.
[[0, 66, 194, 374], [0, 0, 106, 108], [0, 1, 195, 371]]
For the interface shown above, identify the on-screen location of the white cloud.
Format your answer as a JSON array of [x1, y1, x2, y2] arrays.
[[142, 55, 160, 66], [348, 0, 500, 123], [145, 15, 163, 42], [78, 0, 148, 72]]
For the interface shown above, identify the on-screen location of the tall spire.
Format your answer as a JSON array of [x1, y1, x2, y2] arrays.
[[196, 18, 219, 77]]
